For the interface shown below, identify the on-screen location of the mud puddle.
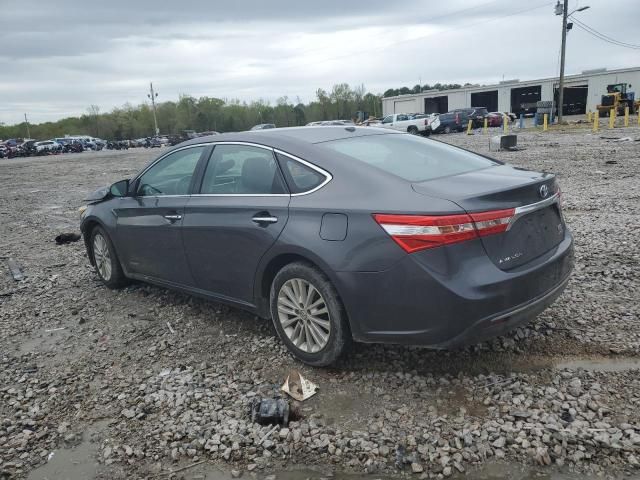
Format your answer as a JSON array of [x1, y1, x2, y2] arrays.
[[18, 327, 69, 355], [308, 392, 375, 429], [172, 462, 637, 480], [467, 354, 640, 375], [555, 356, 640, 372], [27, 420, 109, 480]]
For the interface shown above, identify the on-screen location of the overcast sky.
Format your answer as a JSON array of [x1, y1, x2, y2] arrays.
[[1, 0, 638, 124]]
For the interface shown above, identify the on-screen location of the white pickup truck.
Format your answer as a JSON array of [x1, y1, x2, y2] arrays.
[[378, 113, 430, 135]]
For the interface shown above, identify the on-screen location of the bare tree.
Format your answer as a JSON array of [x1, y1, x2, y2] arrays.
[[88, 105, 100, 137]]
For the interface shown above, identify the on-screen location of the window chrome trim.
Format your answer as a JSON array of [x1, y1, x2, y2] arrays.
[[273, 148, 333, 197], [209, 141, 274, 150], [132, 141, 332, 199], [191, 194, 290, 197], [506, 192, 560, 231]]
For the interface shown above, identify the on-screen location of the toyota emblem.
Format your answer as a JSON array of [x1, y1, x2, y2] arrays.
[[539, 184, 549, 198]]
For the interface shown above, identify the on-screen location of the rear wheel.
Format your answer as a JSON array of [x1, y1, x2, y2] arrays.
[[444, 125, 452, 134], [90, 226, 128, 289], [407, 126, 419, 135], [270, 262, 350, 366]]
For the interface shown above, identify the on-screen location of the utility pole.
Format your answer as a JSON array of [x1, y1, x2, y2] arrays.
[[555, 2, 590, 124], [147, 82, 159, 136], [24, 113, 31, 138], [557, 0, 569, 124]]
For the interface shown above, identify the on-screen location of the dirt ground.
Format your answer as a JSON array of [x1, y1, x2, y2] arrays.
[[1, 124, 640, 480]]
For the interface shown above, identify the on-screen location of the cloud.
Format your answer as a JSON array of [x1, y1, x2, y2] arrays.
[[1, 0, 638, 124]]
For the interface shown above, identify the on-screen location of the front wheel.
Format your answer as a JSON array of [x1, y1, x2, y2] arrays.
[[270, 262, 351, 366], [90, 226, 128, 288], [444, 125, 452, 134]]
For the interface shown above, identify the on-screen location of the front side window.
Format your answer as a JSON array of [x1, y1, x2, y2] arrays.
[[200, 145, 286, 195], [136, 146, 205, 196], [319, 134, 498, 182]]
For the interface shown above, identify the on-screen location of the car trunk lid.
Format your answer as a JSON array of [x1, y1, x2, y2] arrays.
[[412, 165, 564, 270]]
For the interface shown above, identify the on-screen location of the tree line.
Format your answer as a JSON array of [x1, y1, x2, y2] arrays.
[[0, 80, 488, 141], [0, 84, 383, 141]]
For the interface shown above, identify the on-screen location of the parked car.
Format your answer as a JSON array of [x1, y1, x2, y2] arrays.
[[379, 113, 430, 135], [486, 112, 504, 127], [429, 112, 463, 133], [80, 127, 573, 366], [251, 124, 276, 130], [34, 140, 61, 153], [82, 139, 97, 150], [452, 108, 489, 127], [504, 112, 518, 122]]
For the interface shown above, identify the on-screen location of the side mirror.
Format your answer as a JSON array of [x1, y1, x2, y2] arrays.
[[110, 179, 130, 197]]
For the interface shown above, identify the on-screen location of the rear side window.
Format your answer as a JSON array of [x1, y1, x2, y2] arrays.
[[276, 153, 327, 194], [200, 144, 286, 195], [319, 134, 498, 182]]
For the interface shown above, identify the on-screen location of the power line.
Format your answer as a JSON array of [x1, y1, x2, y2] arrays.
[[569, 16, 640, 50], [570, 17, 640, 48]]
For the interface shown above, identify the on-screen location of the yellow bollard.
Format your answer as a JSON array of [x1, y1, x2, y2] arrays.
[[609, 109, 615, 129], [624, 106, 629, 127], [587, 111, 592, 122], [593, 111, 599, 131], [466, 119, 473, 135], [543, 113, 548, 131], [503, 115, 508, 133], [483, 117, 488, 134]]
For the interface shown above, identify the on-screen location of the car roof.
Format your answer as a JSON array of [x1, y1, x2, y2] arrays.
[[179, 126, 401, 149]]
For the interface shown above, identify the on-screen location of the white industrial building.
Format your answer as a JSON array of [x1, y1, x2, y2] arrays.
[[381, 66, 640, 117]]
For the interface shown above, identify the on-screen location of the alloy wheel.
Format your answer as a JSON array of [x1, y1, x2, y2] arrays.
[[277, 278, 331, 353], [93, 233, 112, 281]]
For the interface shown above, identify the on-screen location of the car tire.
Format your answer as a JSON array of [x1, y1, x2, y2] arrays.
[[90, 226, 128, 289], [270, 262, 351, 367], [444, 125, 452, 134], [407, 126, 419, 135]]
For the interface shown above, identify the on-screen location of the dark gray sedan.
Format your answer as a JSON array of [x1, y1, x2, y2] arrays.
[[80, 127, 573, 366]]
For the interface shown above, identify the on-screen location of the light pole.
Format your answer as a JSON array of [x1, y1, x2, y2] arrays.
[[556, 2, 590, 124], [147, 82, 159, 136], [24, 113, 31, 139]]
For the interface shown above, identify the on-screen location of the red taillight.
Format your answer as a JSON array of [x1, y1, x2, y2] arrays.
[[468, 208, 515, 237], [373, 208, 516, 253]]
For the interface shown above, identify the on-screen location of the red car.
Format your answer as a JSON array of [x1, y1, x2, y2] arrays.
[[487, 112, 505, 127]]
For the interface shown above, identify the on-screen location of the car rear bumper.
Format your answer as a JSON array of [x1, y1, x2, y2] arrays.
[[335, 230, 574, 347], [431, 271, 570, 348]]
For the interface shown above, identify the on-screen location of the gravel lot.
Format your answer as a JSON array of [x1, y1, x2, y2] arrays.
[[1, 125, 639, 480]]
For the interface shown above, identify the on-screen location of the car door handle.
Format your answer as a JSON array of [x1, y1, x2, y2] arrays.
[[252, 215, 278, 224], [163, 214, 182, 221]]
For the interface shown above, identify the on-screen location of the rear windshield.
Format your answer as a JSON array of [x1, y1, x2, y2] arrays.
[[319, 134, 498, 182]]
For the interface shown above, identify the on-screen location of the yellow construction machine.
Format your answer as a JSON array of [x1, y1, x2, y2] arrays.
[[596, 83, 638, 115]]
